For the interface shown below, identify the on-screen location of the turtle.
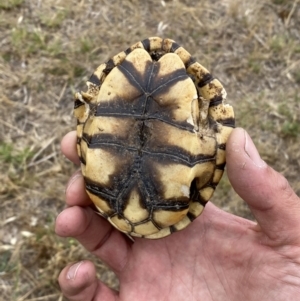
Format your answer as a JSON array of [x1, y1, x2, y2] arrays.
[[74, 37, 235, 239]]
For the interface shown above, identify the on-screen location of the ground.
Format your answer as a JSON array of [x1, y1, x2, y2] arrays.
[[0, 0, 299, 300]]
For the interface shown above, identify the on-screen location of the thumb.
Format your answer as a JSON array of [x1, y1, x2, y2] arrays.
[[226, 128, 300, 243]]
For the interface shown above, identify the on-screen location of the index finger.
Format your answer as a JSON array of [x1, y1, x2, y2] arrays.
[[65, 170, 92, 206], [61, 131, 81, 165], [61, 131, 92, 206]]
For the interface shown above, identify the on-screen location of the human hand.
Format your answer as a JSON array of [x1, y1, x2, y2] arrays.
[[56, 128, 300, 301]]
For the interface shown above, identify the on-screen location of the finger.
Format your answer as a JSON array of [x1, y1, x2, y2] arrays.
[[226, 128, 300, 243], [61, 131, 80, 165], [55, 206, 131, 274], [58, 260, 117, 301], [65, 170, 92, 206]]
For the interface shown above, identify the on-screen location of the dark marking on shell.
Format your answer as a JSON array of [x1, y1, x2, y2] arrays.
[[197, 73, 214, 88], [169, 42, 180, 53], [216, 162, 226, 170], [169, 225, 177, 233], [85, 166, 190, 217], [187, 211, 197, 221], [89, 73, 101, 86], [74, 98, 85, 109], [185, 56, 197, 69], [198, 195, 210, 207], [190, 179, 204, 204], [189, 179, 212, 206], [79, 155, 86, 165], [103, 59, 115, 75], [217, 117, 235, 128], [141, 38, 151, 51], [218, 143, 226, 150], [152, 201, 190, 211], [82, 132, 216, 167], [94, 58, 196, 131], [124, 47, 132, 55], [209, 95, 223, 107]]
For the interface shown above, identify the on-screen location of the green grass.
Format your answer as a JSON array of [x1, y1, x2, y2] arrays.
[[0, 0, 23, 9], [0, 143, 33, 167], [11, 27, 47, 57], [39, 9, 68, 29], [281, 120, 300, 137]]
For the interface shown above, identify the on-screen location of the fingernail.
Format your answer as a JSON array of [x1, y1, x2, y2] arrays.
[[65, 171, 82, 194], [244, 130, 266, 168], [67, 261, 83, 280]]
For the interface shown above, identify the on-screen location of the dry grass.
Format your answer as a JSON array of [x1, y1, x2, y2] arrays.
[[0, 0, 299, 300]]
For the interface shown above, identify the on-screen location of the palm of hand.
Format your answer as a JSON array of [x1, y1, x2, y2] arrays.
[[115, 204, 300, 301]]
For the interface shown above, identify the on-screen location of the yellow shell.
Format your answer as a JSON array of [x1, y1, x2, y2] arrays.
[[74, 37, 235, 239]]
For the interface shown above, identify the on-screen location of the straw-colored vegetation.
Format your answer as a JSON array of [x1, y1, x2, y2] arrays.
[[0, 0, 299, 300]]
